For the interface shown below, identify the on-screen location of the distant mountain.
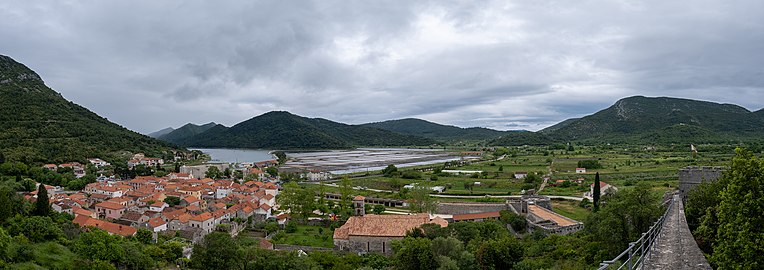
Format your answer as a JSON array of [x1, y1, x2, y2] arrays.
[[0, 55, 183, 163], [177, 111, 436, 149], [361, 118, 509, 141], [158, 122, 222, 145], [535, 96, 764, 143], [539, 118, 579, 134], [148, 127, 174, 138]]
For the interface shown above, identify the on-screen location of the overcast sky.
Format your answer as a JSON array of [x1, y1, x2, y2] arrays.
[[2, 1, 763, 133]]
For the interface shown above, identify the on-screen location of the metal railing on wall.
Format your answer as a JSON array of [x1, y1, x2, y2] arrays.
[[597, 195, 676, 270]]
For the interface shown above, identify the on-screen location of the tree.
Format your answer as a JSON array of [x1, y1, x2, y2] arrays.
[[20, 178, 36, 192], [0, 185, 25, 223], [710, 148, 764, 268], [499, 210, 527, 233], [164, 196, 181, 207], [205, 166, 222, 179], [475, 237, 524, 270], [577, 160, 603, 169], [34, 183, 50, 216], [266, 167, 278, 177], [6, 215, 63, 243], [190, 232, 240, 270], [277, 182, 316, 220], [593, 172, 601, 212], [382, 164, 398, 177], [0, 152, 4, 164], [585, 182, 661, 257], [339, 176, 353, 213], [408, 184, 437, 214], [174, 163, 180, 173], [135, 229, 153, 244], [393, 237, 436, 270], [373, 204, 386, 215]]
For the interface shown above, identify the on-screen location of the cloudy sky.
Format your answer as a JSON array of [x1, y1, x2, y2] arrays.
[[2, 1, 763, 133]]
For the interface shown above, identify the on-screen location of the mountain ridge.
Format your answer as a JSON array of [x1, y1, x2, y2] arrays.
[[0, 55, 184, 163], [170, 111, 436, 149]]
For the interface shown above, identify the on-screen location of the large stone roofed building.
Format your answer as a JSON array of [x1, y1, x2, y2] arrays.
[[507, 195, 583, 235], [525, 205, 583, 235], [679, 166, 724, 201], [333, 214, 448, 254]]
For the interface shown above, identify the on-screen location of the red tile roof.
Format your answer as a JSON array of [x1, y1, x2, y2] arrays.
[[73, 215, 137, 237]]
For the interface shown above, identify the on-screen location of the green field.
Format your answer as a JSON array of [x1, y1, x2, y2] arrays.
[[321, 144, 732, 203], [551, 200, 590, 222], [271, 225, 334, 248]]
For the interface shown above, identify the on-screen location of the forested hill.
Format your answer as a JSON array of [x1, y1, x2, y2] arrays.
[[534, 96, 764, 144], [174, 111, 436, 149], [360, 118, 509, 141], [157, 122, 222, 145], [0, 55, 184, 163]]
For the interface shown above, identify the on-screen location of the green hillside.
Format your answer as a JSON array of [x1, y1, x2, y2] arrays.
[[158, 122, 222, 145], [361, 118, 508, 141], [179, 111, 436, 149], [0, 55, 184, 163], [512, 96, 764, 145], [147, 127, 174, 138]]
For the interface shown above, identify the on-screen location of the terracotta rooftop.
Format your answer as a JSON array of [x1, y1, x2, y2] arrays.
[[96, 201, 126, 210], [148, 217, 166, 228], [333, 214, 448, 240], [73, 215, 137, 237], [191, 212, 213, 222], [353, 195, 365, 201]]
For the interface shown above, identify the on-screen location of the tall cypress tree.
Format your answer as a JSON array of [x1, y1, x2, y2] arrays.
[[34, 184, 50, 216], [0, 152, 5, 164], [593, 172, 601, 212]]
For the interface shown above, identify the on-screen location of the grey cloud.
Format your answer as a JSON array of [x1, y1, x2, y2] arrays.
[[1, 0, 763, 133]]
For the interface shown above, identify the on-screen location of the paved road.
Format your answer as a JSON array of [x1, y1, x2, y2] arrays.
[[642, 195, 711, 270]]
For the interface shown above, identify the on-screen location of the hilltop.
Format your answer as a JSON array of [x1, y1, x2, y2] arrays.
[[0, 55, 184, 163], [157, 122, 223, 145], [171, 111, 436, 149], [535, 96, 764, 144], [361, 118, 509, 141]]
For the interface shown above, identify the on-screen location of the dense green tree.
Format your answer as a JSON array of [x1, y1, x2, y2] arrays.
[[382, 164, 399, 177], [0, 185, 25, 223], [33, 184, 50, 217], [0, 152, 4, 163], [266, 167, 278, 177], [205, 166, 222, 179], [393, 237, 436, 270], [578, 160, 602, 169], [19, 178, 36, 192], [500, 210, 527, 233], [585, 183, 661, 257], [372, 204, 386, 215], [6, 216, 63, 243], [475, 237, 524, 270], [593, 172, 601, 212], [710, 148, 764, 268], [135, 229, 153, 245], [163, 196, 181, 207], [190, 232, 240, 270]]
